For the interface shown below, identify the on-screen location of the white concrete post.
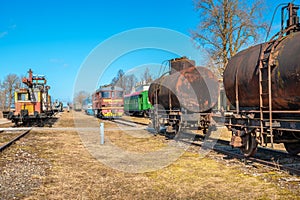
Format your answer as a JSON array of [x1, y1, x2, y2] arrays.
[[100, 122, 104, 144]]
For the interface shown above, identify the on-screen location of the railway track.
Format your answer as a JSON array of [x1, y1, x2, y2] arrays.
[[175, 132, 300, 176], [113, 119, 140, 127], [0, 128, 32, 152], [113, 118, 300, 176], [116, 118, 149, 126]]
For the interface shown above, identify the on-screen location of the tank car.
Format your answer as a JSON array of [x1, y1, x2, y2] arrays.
[[7, 69, 53, 126], [223, 3, 300, 156], [92, 85, 124, 119], [148, 57, 219, 136]]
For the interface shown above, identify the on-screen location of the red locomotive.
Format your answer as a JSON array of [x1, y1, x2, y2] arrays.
[[92, 85, 124, 119], [8, 69, 53, 126]]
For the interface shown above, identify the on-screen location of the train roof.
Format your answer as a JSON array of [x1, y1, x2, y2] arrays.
[[96, 86, 123, 93], [124, 91, 141, 98], [124, 90, 148, 98], [124, 85, 150, 98]]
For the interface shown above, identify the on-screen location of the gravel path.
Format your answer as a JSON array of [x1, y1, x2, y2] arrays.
[[0, 140, 50, 200]]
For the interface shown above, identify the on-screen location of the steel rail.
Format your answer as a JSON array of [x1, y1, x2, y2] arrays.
[[0, 128, 31, 152], [117, 118, 149, 126], [180, 136, 300, 176]]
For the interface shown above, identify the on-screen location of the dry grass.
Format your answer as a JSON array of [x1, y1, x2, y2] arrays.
[[52, 111, 75, 128], [122, 115, 150, 125], [2, 110, 294, 199], [0, 121, 14, 128], [107, 130, 167, 153], [0, 132, 24, 146]]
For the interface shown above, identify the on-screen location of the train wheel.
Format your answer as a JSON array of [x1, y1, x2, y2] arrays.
[[154, 121, 160, 134], [13, 119, 19, 127], [174, 124, 181, 135], [151, 113, 160, 134], [284, 142, 300, 155], [240, 133, 258, 157], [143, 111, 148, 118], [7, 112, 13, 120], [152, 104, 165, 134]]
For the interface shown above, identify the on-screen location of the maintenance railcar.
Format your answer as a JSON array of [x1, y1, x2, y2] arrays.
[[7, 69, 54, 126], [92, 86, 124, 119]]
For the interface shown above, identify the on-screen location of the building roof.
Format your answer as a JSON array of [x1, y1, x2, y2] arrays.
[[96, 86, 123, 93]]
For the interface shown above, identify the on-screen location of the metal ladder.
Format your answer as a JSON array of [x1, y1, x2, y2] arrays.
[[259, 3, 300, 148], [258, 24, 289, 147], [258, 41, 274, 148]]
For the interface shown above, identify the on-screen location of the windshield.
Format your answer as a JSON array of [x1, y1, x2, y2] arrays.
[[101, 91, 110, 98], [115, 91, 123, 98], [17, 93, 29, 101]]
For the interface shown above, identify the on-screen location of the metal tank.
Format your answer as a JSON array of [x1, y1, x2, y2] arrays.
[[148, 66, 219, 113], [169, 56, 195, 74], [223, 31, 300, 110]]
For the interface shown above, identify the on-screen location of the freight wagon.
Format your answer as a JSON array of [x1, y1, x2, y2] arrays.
[[124, 85, 152, 117], [148, 57, 219, 136]]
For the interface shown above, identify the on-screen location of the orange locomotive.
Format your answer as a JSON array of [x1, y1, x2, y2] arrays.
[[8, 69, 53, 126]]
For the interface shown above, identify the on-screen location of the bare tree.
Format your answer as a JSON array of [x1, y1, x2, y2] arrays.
[[111, 69, 139, 93], [73, 91, 89, 107], [111, 69, 126, 89], [0, 80, 6, 110], [140, 67, 153, 84], [192, 0, 267, 74], [124, 74, 138, 94], [2, 74, 21, 110]]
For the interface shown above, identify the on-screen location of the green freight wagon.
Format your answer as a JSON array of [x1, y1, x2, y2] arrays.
[[124, 90, 152, 117]]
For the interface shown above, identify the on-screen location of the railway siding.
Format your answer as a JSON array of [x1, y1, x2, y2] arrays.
[[0, 111, 299, 199]]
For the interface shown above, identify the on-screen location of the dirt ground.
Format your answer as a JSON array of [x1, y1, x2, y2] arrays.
[[0, 111, 300, 199]]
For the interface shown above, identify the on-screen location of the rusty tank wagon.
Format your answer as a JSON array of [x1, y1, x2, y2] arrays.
[[223, 3, 300, 156], [148, 57, 219, 136]]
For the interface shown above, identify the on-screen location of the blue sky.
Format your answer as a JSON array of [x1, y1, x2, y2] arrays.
[[0, 0, 292, 103]]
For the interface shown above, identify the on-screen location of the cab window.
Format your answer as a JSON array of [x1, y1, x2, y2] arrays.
[[17, 93, 28, 101], [116, 91, 123, 98], [101, 91, 110, 98]]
